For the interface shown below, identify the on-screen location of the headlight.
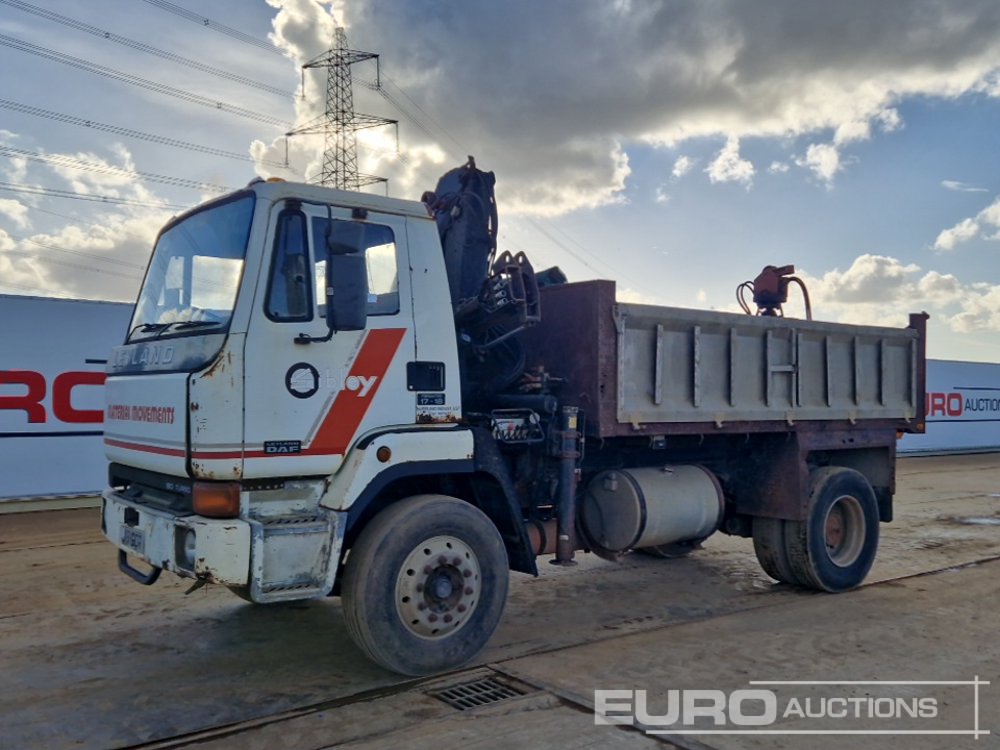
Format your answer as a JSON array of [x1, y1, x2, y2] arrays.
[[182, 529, 197, 568]]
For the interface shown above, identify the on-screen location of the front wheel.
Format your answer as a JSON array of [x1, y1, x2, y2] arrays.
[[783, 467, 880, 592], [341, 495, 509, 675]]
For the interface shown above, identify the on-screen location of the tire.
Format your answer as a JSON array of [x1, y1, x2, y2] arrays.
[[784, 467, 880, 592], [752, 517, 801, 585], [341, 494, 509, 676]]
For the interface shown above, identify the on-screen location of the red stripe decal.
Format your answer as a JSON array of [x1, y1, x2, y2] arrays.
[[304, 328, 406, 456], [105, 438, 185, 457], [190, 449, 244, 459]]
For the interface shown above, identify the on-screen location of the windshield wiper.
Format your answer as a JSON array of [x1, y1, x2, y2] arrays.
[[127, 320, 224, 341], [168, 320, 224, 331], [128, 322, 170, 339]]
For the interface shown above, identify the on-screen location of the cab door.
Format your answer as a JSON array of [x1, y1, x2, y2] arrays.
[[242, 200, 414, 480]]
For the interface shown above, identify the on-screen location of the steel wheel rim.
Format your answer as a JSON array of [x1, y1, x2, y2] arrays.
[[823, 494, 866, 567], [395, 535, 481, 639]]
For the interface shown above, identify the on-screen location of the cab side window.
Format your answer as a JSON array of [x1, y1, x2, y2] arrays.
[[265, 209, 312, 321], [312, 218, 399, 317]]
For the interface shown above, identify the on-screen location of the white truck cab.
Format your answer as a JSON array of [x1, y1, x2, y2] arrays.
[[103, 180, 469, 603]]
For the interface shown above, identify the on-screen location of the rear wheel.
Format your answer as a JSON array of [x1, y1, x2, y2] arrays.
[[752, 517, 801, 585], [341, 494, 509, 676], [784, 467, 880, 592]]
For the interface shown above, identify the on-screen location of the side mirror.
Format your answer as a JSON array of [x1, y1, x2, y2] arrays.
[[326, 253, 368, 332]]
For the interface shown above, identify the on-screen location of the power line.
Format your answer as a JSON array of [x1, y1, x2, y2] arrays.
[[362, 82, 451, 157], [140, 0, 283, 55], [0, 181, 190, 210], [3, 245, 142, 281], [0, 0, 292, 98], [359, 74, 469, 164], [0, 98, 289, 170], [0, 279, 76, 298], [0, 32, 289, 128], [0, 145, 234, 194], [522, 218, 617, 279], [7, 232, 146, 272], [26, 203, 162, 232]]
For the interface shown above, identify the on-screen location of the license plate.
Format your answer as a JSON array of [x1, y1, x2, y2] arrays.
[[120, 526, 145, 555]]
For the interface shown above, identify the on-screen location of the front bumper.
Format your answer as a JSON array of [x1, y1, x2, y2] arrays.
[[102, 489, 251, 586]]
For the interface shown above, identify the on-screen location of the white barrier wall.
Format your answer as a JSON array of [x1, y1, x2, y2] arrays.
[[0, 295, 131, 500], [899, 359, 1000, 455], [1, 295, 997, 499]]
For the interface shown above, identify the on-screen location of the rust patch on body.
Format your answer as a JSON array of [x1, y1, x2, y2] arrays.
[[202, 350, 232, 379]]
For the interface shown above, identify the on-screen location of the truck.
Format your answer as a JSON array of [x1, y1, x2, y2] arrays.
[[101, 160, 927, 675]]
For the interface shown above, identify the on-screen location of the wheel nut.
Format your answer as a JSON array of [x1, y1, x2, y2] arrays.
[[417, 602, 426, 611], [416, 583, 423, 593], [463, 569, 472, 578], [452, 557, 462, 566], [424, 565, 432, 574], [464, 586, 473, 595], [444, 614, 453, 623], [438, 555, 448, 565], [429, 613, 438, 622], [457, 604, 467, 613]]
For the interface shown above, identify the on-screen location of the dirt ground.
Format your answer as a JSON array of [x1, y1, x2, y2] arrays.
[[1, 453, 998, 749]]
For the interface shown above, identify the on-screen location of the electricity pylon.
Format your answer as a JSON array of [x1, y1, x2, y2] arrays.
[[287, 27, 397, 190]]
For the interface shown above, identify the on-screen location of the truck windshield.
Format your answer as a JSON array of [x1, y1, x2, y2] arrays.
[[128, 194, 254, 342]]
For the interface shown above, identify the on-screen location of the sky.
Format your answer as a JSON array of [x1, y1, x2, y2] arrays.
[[0, 0, 999, 362]]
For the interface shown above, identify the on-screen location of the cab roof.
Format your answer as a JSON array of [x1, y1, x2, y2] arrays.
[[249, 179, 433, 220]]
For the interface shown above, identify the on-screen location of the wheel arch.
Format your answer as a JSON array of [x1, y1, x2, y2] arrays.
[[341, 449, 536, 585], [807, 446, 894, 522]]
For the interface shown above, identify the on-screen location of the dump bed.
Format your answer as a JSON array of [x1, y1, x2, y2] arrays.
[[521, 281, 927, 438]]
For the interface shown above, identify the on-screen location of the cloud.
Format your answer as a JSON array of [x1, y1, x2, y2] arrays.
[[941, 180, 988, 192], [797, 254, 1000, 333], [0, 130, 28, 182], [654, 185, 670, 204], [0, 199, 30, 230], [876, 108, 903, 133], [934, 196, 1000, 250], [916, 270, 964, 304], [934, 217, 981, 251], [798, 142, 842, 183], [768, 161, 790, 174], [833, 120, 871, 145], [251, 0, 1000, 215], [705, 137, 754, 185], [0, 142, 173, 301], [0, 204, 166, 302], [45, 148, 140, 196], [618, 287, 660, 305], [947, 285, 1000, 332], [672, 155, 695, 179], [800, 107, 896, 184], [807, 254, 919, 306]]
